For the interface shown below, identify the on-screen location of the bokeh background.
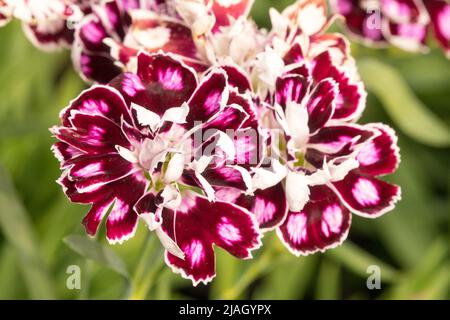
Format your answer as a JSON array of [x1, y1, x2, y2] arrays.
[[0, 0, 449, 300]]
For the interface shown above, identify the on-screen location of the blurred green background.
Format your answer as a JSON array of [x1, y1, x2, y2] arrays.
[[0, 0, 449, 300]]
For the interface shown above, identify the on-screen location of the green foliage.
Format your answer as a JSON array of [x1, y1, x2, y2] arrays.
[[0, 3, 448, 300]]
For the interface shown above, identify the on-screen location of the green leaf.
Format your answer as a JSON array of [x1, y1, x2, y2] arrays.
[[358, 58, 450, 147], [64, 235, 129, 279], [0, 165, 55, 299], [327, 241, 400, 283]]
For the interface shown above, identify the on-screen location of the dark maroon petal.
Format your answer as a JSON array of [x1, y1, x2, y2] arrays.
[[357, 123, 400, 176], [275, 74, 309, 108], [23, 22, 73, 51], [331, 170, 401, 218], [425, 0, 450, 58], [162, 192, 261, 285], [105, 172, 148, 243], [384, 20, 427, 51], [74, 50, 122, 84], [136, 52, 198, 115], [51, 113, 130, 154], [202, 166, 247, 190], [77, 16, 109, 52], [283, 42, 305, 65], [51, 141, 84, 168], [277, 186, 351, 256], [134, 192, 158, 215], [211, 0, 253, 31], [82, 198, 114, 236], [311, 52, 365, 121], [186, 70, 227, 127], [306, 124, 376, 167], [306, 79, 337, 132], [69, 154, 135, 192], [221, 65, 252, 93], [236, 183, 288, 231], [331, 0, 387, 43], [60, 86, 131, 127]]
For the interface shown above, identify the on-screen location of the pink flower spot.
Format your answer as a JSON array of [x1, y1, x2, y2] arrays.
[[254, 197, 276, 225], [357, 140, 380, 166], [122, 73, 145, 97], [438, 5, 450, 40], [321, 204, 342, 237], [158, 67, 183, 91], [287, 213, 307, 244], [73, 163, 102, 178], [186, 240, 204, 267], [204, 91, 221, 113], [352, 178, 380, 206], [218, 218, 241, 245]]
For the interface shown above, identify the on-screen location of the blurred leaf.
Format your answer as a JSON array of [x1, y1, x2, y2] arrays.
[[0, 165, 55, 299], [385, 237, 449, 299], [64, 235, 129, 279], [327, 241, 400, 283], [315, 258, 341, 300], [358, 58, 450, 147]]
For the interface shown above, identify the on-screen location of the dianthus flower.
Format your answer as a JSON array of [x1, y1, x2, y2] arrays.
[[51, 51, 263, 285]]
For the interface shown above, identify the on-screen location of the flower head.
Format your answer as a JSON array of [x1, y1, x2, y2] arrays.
[[51, 51, 263, 285], [331, 0, 450, 58]]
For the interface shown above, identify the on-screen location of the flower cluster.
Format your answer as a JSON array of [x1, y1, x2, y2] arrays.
[[331, 0, 450, 58], [47, 0, 401, 286]]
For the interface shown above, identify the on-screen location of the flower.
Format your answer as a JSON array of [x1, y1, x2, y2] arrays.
[[0, 0, 85, 51], [214, 0, 401, 255], [72, 0, 260, 83], [51, 51, 262, 285], [222, 70, 401, 255], [331, 0, 450, 58]]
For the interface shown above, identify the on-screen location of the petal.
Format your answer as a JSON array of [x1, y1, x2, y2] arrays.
[[136, 52, 198, 115], [82, 198, 115, 236], [330, 0, 387, 44], [106, 173, 148, 244], [236, 183, 288, 231], [306, 78, 337, 133], [60, 85, 131, 127], [306, 124, 377, 168], [73, 49, 122, 84], [277, 185, 352, 256], [221, 65, 252, 93], [51, 113, 130, 154], [285, 171, 311, 212], [311, 52, 365, 122], [211, 0, 254, 31], [186, 70, 228, 127], [357, 123, 400, 176], [68, 154, 135, 192], [275, 74, 309, 108], [51, 141, 84, 168], [23, 21, 73, 51], [425, 0, 450, 58], [126, 10, 202, 68], [162, 192, 261, 286], [331, 170, 401, 218], [282, 0, 328, 36]]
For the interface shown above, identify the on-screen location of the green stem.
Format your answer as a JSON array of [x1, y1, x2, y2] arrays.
[[219, 244, 283, 300], [129, 234, 164, 300]]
